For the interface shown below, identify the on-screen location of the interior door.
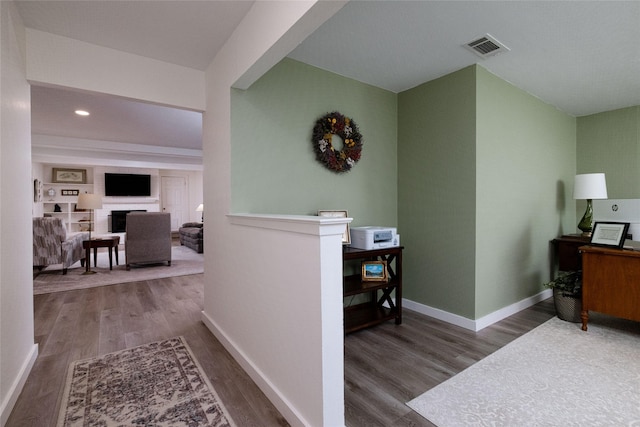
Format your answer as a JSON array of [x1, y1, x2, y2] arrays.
[[161, 176, 187, 231]]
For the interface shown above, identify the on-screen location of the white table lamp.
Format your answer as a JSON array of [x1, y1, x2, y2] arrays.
[[573, 173, 607, 236], [77, 193, 103, 274]]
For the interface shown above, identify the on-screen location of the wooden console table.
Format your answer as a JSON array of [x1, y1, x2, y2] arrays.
[[580, 245, 640, 331], [342, 246, 403, 334]]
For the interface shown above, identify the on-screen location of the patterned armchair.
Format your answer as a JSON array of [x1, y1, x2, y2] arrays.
[[33, 217, 88, 275]]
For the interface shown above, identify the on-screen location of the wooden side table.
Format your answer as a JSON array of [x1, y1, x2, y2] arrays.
[[342, 246, 403, 334], [551, 234, 590, 272], [83, 236, 120, 271]]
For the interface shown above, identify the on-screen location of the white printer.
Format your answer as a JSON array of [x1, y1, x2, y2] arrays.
[[350, 226, 400, 250]]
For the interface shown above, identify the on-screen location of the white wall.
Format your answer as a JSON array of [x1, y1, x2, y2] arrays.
[[25, 29, 205, 114], [19, 2, 350, 426], [1, 28, 205, 423], [201, 215, 349, 427], [0, 2, 38, 424], [26, 29, 205, 112], [202, 2, 348, 426]]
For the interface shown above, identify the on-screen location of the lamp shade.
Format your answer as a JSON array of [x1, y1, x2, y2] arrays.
[[196, 204, 204, 212], [573, 173, 607, 200], [77, 193, 103, 210]]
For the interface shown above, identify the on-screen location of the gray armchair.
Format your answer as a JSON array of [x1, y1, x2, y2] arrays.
[[125, 212, 172, 270], [33, 217, 88, 274], [179, 222, 203, 253]]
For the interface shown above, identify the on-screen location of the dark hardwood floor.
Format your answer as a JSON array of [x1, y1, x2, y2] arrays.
[[7, 274, 555, 426], [344, 300, 556, 426]]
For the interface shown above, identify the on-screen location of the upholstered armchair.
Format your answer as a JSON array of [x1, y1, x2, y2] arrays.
[[125, 212, 172, 270], [178, 222, 203, 253], [33, 217, 88, 275]]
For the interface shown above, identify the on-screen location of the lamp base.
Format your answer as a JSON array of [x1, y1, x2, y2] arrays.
[[577, 199, 594, 236]]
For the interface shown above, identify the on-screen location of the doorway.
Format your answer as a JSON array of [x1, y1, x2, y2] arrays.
[[161, 176, 188, 231]]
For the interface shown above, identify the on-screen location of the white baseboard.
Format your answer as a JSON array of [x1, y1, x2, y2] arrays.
[[403, 289, 553, 332], [200, 311, 310, 427], [1, 343, 38, 427]]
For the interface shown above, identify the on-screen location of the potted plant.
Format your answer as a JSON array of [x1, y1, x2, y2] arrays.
[[544, 270, 582, 322]]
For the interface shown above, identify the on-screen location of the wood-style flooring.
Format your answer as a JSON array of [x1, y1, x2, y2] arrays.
[[344, 300, 555, 426], [7, 274, 555, 426]]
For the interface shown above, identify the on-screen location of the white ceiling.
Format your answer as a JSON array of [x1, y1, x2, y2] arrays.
[[31, 86, 203, 150], [290, 1, 640, 117], [16, 1, 640, 153], [16, 0, 254, 71]]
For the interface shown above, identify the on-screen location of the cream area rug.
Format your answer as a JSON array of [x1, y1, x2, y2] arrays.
[[34, 245, 203, 295], [407, 316, 640, 426], [57, 336, 236, 427]]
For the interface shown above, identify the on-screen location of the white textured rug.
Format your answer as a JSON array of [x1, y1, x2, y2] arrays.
[[34, 245, 203, 295], [407, 316, 640, 426]]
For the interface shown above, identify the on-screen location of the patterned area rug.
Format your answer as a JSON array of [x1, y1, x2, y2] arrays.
[[34, 245, 203, 295], [407, 315, 640, 426], [57, 337, 236, 427]]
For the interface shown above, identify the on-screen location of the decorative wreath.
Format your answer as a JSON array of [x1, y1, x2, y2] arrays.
[[312, 111, 363, 173]]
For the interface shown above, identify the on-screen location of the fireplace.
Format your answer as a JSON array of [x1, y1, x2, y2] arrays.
[[109, 210, 146, 232]]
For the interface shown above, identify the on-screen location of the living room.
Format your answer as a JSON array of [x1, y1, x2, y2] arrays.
[[31, 164, 203, 236], [3, 2, 639, 426]]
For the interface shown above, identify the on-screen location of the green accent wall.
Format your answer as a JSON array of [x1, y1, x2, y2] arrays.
[[398, 65, 576, 319], [231, 58, 397, 227], [577, 106, 640, 201], [233, 59, 585, 321], [475, 66, 576, 317], [398, 66, 477, 317]]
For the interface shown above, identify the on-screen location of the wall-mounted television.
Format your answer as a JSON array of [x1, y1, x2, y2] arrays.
[[104, 173, 151, 197]]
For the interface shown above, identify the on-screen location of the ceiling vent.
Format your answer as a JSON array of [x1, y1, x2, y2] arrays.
[[464, 34, 510, 58]]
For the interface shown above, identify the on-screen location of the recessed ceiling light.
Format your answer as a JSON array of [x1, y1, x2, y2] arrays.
[[75, 110, 90, 116]]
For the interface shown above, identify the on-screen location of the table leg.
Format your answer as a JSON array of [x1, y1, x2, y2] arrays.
[[93, 248, 98, 267], [581, 309, 589, 331], [85, 247, 91, 273], [114, 244, 119, 265], [108, 246, 113, 270]]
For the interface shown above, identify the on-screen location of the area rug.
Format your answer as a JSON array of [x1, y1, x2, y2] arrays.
[[34, 246, 203, 295], [57, 336, 236, 427], [407, 316, 640, 426]]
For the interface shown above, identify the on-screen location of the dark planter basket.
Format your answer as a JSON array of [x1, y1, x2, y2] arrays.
[[553, 288, 582, 323]]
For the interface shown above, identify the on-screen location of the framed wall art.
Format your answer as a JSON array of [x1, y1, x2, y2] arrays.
[[361, 260, 388, 282], [52, 168, 86, 184], [33, 179, 42, 202], [317, 209, 351, 244], [590, 222, 630, 249]]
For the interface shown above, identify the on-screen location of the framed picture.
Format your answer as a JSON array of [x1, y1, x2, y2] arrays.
[[52, 168, 86, 184], [61, 189, 80, 196], [33, 179, 41, 202], [590, 222, 630, 249], [317, 209, 351, 244], [361, 260, 388, 282]]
